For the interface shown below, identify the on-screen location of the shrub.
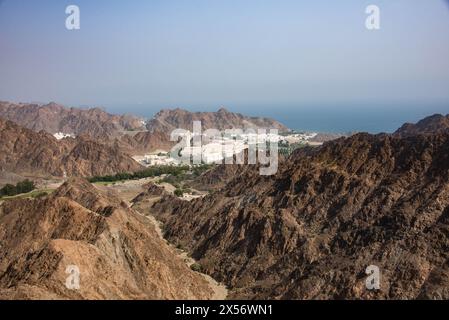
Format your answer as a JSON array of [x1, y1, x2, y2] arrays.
[[183, 188, 192, 194], [190, 263, 202, 272]]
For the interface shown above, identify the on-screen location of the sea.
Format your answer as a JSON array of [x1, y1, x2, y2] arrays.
[[101, 102, 449, 134]]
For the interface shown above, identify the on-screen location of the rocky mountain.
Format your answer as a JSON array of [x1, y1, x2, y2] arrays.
[[146, 107, 289, 133], [310, 132, 349, 143], [0, 101, 145, 139], [0, 117, 143, 177], [0, 178, 214, 299], [141, 128, 449, 299], [188, 159, 257, 192], [119, 130, 173, 154], [394, 114, 449, 137], [0, 101, 290, 154], [117, 107, 290, 154]]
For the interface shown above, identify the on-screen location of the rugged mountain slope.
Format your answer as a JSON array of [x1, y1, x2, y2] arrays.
[[119, 130, 173, 154], [146, 108, 289, 133], [144, 132, 449, 299], [0, 171, 27, 187], [394, 114, 449, 137], [188, 160, 258, 191], [0, 118, 143, 177], [0, 178, 214, 300], [0, 101, 145, 138]]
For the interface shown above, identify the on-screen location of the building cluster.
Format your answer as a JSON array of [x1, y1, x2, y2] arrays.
[[135, 132, 320, 167]]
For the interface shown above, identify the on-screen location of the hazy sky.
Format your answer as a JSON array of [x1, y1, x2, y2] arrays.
[[1, 0, 449, 114]]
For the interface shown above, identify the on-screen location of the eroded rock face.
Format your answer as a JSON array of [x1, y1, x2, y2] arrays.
[[131, 183, 169, 203], [119, 129, 174, 154], [145, 132, 449, 299], [394, 114, 449, 137], [0, 118, 143, 177], [0, 178, 214, 300]]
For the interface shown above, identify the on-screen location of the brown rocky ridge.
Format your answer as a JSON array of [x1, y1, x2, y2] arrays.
[[146, 107, 289, 133], [0, 178, 214, 299], [394, 113, 449, 137], [0, 117, 143, 178]]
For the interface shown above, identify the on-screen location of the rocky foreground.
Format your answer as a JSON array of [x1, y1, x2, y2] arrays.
[[0, 178, 214, 299]]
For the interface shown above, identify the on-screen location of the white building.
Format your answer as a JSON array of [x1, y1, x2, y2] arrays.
[[144, 154, 178, 166], [53, 132, 75, 140]]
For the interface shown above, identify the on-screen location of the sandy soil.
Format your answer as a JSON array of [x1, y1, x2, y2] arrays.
[[95, 177, 158, 202]]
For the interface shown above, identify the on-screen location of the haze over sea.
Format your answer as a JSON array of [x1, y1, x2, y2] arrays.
[[102, 103, 449, 134]]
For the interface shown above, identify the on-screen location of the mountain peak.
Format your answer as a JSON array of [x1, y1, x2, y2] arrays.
[[217, 107, 229, 113], [394, 113, 449, 137]]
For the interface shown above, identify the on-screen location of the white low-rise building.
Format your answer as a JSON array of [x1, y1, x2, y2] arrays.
[[53, 132, 75, 140], [181, 140, 248, 164], [144, 154, 178, 166]]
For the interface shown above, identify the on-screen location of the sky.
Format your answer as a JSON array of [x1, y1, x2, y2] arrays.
[[0, 0, 449, 131]]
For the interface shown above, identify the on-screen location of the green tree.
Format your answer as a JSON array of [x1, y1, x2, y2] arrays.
[[174, 188, 184, 197]]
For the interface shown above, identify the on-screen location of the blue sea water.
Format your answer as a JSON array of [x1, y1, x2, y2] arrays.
[[102, 103, 449, 134], [253, 104, 449, 133]]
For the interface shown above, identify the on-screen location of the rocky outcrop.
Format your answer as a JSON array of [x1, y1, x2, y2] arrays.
[[131, 183, 169, 203], [119, 129, 173, 154], [0, 118, 143, 177], [0, 178, 214, 300], [61, 138, 143, 177], [394, 114, 449, 137], [144, 130, 449, 299]]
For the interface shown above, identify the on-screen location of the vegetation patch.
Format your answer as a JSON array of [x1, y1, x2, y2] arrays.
[[88, 165, 191, 183], [190, 263, 202, 273], [0, 180, 36, 198]]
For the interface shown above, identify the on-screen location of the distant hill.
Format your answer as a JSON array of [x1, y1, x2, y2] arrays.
[[0, 101, 290, 153], [0, 101, 146, 139], [0, 117, 143, 177], [394, 114, 449, 137], [146, 107, 289, 133]]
